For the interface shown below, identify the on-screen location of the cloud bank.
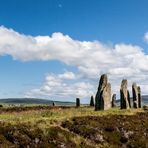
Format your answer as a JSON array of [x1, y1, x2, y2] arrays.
[[0, 26, 148, 101], [26, 72, 94, 102]]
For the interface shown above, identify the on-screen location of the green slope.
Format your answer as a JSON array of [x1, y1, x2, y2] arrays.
[[0, 98, 75, 106]]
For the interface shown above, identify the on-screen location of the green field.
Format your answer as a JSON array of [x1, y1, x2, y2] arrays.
[[0, 106, 147, 147]]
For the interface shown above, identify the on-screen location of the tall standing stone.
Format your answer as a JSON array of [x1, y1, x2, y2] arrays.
[[95, 74, 111, 111], [132, 83, 139, 108], [112, 94, 117, 108], [127, 90, 131, 108], [76, 98, 80, 107], [137, 86, 142, 108], [120, 79, 130, 109], [90, 96, 95, 106]]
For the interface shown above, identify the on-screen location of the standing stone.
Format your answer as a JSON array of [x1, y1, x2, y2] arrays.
[[137, 86, 142, 108], [120, 79, 130, 109], [127, 90, 131, 108], [102, 83, 111, 109], [132, 83, 139, 108], [111, 94, 117, 108], [90, 96, 95, 106], [95, 74, 111, 111], [76, 98, 80, 107], [52, 102, 55, 106]]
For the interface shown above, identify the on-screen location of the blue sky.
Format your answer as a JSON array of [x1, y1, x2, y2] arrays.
[[0, 0, 148, 102], [1, 0, 148, 45]]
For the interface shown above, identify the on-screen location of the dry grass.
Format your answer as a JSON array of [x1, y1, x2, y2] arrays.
[[0, 106, 144, 126], [0, 106, 145, 147]]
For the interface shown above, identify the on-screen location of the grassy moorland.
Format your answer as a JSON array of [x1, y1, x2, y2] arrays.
[[0, 106, 147, 147]]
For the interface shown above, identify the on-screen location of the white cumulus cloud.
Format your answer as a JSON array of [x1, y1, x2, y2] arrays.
[[0, 26, 148, 101], [26, 72, 94, 102]]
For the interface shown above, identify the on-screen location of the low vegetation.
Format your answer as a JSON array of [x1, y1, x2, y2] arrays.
[[0, 106, 147, 147]]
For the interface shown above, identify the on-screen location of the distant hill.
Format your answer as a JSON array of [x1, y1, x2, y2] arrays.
[[0, 98, 75, 106], [117, 95, 148, 106], [0, 95, 147, 106]]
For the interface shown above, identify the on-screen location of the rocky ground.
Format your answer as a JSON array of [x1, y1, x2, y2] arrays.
[[0, 123, 93, 148], [0, 106, 147, 147], [62, 111, 148, 148]]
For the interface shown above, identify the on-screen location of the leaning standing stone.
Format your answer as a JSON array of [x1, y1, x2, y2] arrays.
[[95, 74, 111, 111], [95, 74, 108, 111], [120, 79, 130, 109], [132, 83, 139, 108]]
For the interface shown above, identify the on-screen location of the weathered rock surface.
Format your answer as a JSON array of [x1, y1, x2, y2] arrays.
[[137, 86, 142, 108], [95, 74, 111, 110], [132, 83, 139, 108], [76, 98, 80, 107], [90, 96, 94, 106], [111, 94, 117, 108], [120, 79, 130, 109], [127, 90, 131, 108]]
